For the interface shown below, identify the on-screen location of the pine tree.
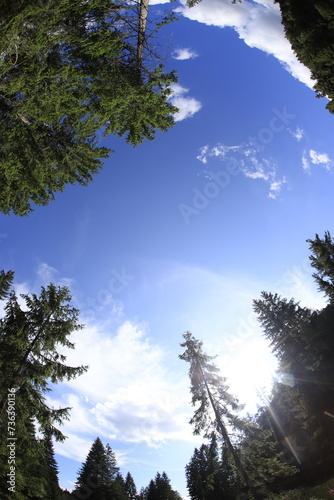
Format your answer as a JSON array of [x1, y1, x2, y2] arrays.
[[253, 292, 317, 375], [0, 272, 87, 497], [0, 280, 88, 439], [238, 411, 299, 495], [252, 232, 334, 484], [125, 471, 137, 499], [307, 231, 334, 302], [145, 472, 182, 500], [185, 434, 236, 500], [0, 0, 178, 215], [275, 1, 334, 114], [43, 434, 62, 500], [74, 437, 109, 500], [112, 472, 128, 500], [0, 269, 14, 299], [74, 438, 125, 500], [179, 332, 251, 492]]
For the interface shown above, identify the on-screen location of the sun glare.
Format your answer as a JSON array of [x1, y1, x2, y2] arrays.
[[222, 339, 278, 413]]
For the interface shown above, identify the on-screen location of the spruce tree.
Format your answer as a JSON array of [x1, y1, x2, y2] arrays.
[[125, 471, 137, 499], [253, 232, 334, 483], [0, 0, 178, 215], [74, 437, 109, 500], [74, 438, 124, 500], [0, 272, 87, 497], [179, 332, 251, 491], [0, 280, 88, 438], [185, 434, 234, 500], [145, 472, 182, 500], [43, 434, 62, 500], [307, 231, 334, 302]]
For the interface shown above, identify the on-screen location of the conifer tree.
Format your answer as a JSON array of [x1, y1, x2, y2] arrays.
[[307, 231, 334, 302], [0, 280, 88, 439], [179, 332, 251, 491], [186, 433, 236, 500], [74, 437, 109, 499], [43, 434, 62, 500], [145, 472, 182, 500], [0, 272, 87, 497], [125, 471, 137, 499], [74, 438, 125, 500], [275, 1, 334, 114], [253, 232, 334, 483], [0, 0, 178, 215]]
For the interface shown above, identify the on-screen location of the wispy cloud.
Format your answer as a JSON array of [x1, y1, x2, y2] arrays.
[[198, 142, 287, 199], [172, 47, 198, 60], [35, 261, 75, 289], [177, 0, 313, 87], [301, 151, 311, 174], [309, 149, 332, 170], [301, 148, 333, 173], [170, 84, 202, 121], [289, 127, 305, 141]]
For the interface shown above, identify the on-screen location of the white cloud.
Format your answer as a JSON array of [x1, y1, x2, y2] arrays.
[[301, 151, 311, 174], [177, 0, 313, 87], [53, 320, 194, 462], [35, 261, 75, 289], [268, 179, 286, 199], [197, 143, 243, 163], [173, 47, 198, 60], [198, 142, 287, 199], [309, 149, 332, 170], [301, 148, 332, 173], [169, 84, 202, 121], [289, 127, 305, 141], [36, 262, 58, 282], [241, 156, 286, 199]]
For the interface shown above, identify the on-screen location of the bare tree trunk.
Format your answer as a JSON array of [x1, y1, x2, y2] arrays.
[[137, 0, 149, 70]]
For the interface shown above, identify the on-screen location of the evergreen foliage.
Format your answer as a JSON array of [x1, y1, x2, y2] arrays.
[[141, 471, 182, 500], [253, 231, 334, 485], [0, 0, 178, 215], [73, 437, 128, 500], [180, 333, 298, 498], [125, 471, 137, 499], [276, 0, 334, 114], [185, 433, 238, 499], [0, 270, 87, 497], [179, 332, 250, 490]]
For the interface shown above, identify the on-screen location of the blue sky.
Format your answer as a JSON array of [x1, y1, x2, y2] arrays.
[[2, 0, 334, 497]]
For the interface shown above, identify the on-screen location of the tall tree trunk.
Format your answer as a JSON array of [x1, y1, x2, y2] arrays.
[[137, 0, 149, 71]]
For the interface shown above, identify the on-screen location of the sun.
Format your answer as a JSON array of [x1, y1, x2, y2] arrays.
[[221, 338, 278, 413]]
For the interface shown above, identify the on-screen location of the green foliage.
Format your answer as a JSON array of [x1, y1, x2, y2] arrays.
[[238, 412, 299, 495], [186, 434, 238, 500], [307, 231, 334, 301], [142, 471, 182, 500], [42, 434, 62, 500], [276, 0, 334, 114], [253, 231, 334, 486], [125, 471, 137, 499], [179, 332, 253, 492], [74, 437, 127, 500], [179, 332, 242, 437], [0, 270, 87, 497], [0, 0, 178, 215], [267, 477, 334, 499]]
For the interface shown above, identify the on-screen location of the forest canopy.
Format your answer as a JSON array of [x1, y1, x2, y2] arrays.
[[0, 0, 177, 215], [270, 1, 334, 113]]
